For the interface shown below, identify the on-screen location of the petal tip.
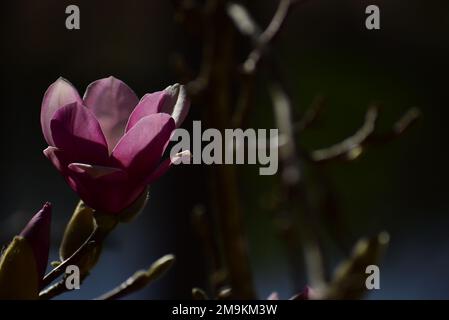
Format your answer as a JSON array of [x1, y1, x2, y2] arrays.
[[41, 78, 82, 146], [43, 202, 52, 211], [55, 76, 71, 85]]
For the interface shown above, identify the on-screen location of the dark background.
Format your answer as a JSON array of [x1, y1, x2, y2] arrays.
[[0, 0, 448, 299]]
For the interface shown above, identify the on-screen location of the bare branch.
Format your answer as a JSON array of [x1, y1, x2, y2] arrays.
[[41, 213, 118, 289], [39, 279, 67, 300], [310, 105, 379, 163], [243, 0, 292, 74], [368, 107, 421, 144], [39, 273, 88, 300], [269, 80, 327, 290], [226, 2, 261, 40], [96, 255, 175, 300], [309, 106, 421, 163], [41, 227, 100, 289], [241, 0, 307, 74], [228, 0, 309, 128], [228, 0, 326, 290], [184, 0, 256, 299]]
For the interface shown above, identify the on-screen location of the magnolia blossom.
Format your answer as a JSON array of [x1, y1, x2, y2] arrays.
[[19, 202, 52, 286], [0, 203, 52, 299], [41, 76, 190, 214]]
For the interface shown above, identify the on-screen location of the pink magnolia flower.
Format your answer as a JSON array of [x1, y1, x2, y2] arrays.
[[41, 76, 190, 214], [19, 203, 52, 287]]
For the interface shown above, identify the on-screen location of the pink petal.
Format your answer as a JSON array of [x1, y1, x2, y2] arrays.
[[112, 113, 175, 180], [162, 84, 191, 128], [43, 146, 79, 192], [125, 91, 168, 132], [50, 102, 109, 165], [68, 163, 127, 180], [125, 84, 190, 132], [67, 165, 143, 214], [41, 78, 82, 146], [43, 146, 67, 173], [20, 203, 52, 284], [83, 76, 139, 152], [43, 147, 136, 213]]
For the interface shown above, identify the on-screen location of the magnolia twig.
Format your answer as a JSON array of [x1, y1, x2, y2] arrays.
[[310, 105, 379, 163], [309, 106, 420, 163], [39, 273, 88, 300], [39, 279, 67, 300], [269, 80, 327, 291], [229, 0, 312, 128], [241, 0, 303, 74], [228, 0, 325, 291], [229, 0, 299, 128], [195, 0, 256, 299], [95, 255, 175, 300], [226, 2, 261, 42], [368, 107, 421, 144], [174, 0, 256, 299], [182, 0, 219, 99], [41, 226, 100, 289], [227, 0, 299, 74]]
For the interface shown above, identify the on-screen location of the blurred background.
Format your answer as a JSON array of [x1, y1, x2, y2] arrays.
[[0, 0, 448, 299]]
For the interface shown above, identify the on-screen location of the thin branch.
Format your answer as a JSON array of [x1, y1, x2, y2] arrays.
[[227, 2, 260, 128], [95, 255, 175, 300], [198, 0, 256, 299], [241, 0, 305, 74], [39, 279, 67, 300], [269, 80, 327, 290], [309, 106, 420, 163], [310, 105, 379, 163], [228, 0, 307, 128], [228, 0, 325, 290], [226, 2, 261, 41], [41, 226, 100, 289], [39, 273, 88, 300], [175, 0, 256, 299], [368, 107, 421, 144], [182, 0, 218, 98]]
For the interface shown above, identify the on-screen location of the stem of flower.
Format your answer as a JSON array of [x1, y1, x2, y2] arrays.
[[39, 273, 89, 300], [41, 226, 100, 289]]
